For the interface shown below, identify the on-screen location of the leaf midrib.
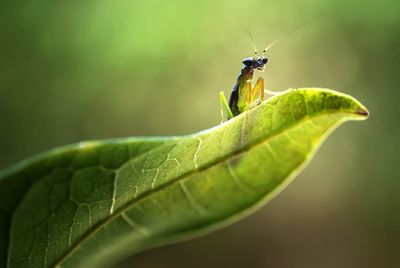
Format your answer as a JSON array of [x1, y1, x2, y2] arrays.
[[51, 110, 356, 267]]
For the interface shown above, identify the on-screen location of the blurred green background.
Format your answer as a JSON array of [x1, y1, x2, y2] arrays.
[[1, 0, 399, 267]]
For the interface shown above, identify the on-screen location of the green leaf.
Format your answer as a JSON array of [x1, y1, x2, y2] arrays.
[[0, 88, 368, 268]]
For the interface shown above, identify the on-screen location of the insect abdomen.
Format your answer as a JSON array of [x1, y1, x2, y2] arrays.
[[228, 87, 240, 116]]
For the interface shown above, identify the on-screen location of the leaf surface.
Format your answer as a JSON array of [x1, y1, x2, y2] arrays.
[[0, 88, 368, 268]]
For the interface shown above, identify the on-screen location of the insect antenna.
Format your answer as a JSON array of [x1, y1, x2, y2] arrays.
[[244, 28, 258, 58], [262, 20, 315, 55]]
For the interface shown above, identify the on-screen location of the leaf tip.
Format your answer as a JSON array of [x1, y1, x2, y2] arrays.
[[349, 98, 369, 120], [355, 106, 369, 117]]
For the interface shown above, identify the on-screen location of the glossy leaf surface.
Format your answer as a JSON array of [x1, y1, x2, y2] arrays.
[[0, 88, 368, 268]]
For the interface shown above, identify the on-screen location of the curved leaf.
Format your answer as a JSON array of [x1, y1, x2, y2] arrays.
[[0, 88, 368, 268]]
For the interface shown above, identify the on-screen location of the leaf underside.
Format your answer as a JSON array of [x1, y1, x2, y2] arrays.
[[0, 88, 368, 268]]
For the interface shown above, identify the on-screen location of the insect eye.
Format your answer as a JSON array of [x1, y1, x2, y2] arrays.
[[242, 58, 253, 66], [262, 57, 268, 64]]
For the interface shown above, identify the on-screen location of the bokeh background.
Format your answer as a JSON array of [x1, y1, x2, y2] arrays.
[[1, 0, 399, 267]]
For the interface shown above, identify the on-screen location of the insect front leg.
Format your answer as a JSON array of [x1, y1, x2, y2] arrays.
[[251, 77, 264, 107], [237, 81, 252, 113], [219, 91, 234, 122]]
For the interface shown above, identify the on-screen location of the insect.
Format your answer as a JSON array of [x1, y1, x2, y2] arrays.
[[219, 21, 313, 122], [219, 46, 276, 122]]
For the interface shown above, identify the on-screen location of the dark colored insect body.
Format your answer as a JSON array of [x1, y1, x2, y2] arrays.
[[228, 56, 268, 116]]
